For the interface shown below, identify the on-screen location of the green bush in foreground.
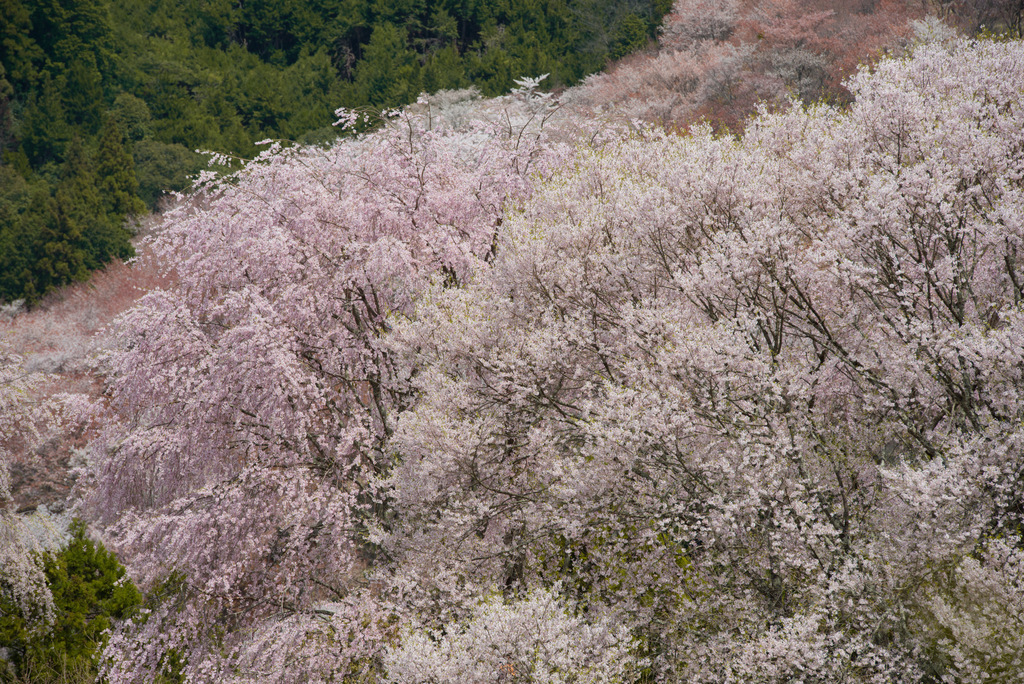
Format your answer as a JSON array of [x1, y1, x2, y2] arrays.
[[1, 520, 141, 683]]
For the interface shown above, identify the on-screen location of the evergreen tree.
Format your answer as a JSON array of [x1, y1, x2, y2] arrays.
[[96, 118, 146, 220], [609, 12, 649, 59], [466, 22, 516, 95], [62, 57, 105, 133], [354, 22, 421, 107], [423, 43, 468, 92], [0, 0, 44, 89], [0, 165, 34, 301], [51, 136, 131, 276], [27, 0, 117, 80], [41, 521, 142, 665], [0, 520, 142, 681], [0, 63, 13, 150], [32, 191, 88, 298], [18, 73, 72, 166]]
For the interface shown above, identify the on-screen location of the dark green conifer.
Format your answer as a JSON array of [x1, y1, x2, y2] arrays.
[[0, 520, 142, 680], [18, 74, 72, 166], [96, 118, 146, 220], [0, 63, 14, 149], [62, 57, 105, 133], [52, 136, 132, 275], [423, 44, 468, 92], [0, 0, 44, 89], [33, 189, 89, 297], [609, 13, 649, 60], [354, 22, 421, 107]]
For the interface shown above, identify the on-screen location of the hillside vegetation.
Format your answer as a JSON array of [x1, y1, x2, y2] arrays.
[[0, 0, 670, 305], [11, 33, 1024, 684], [4, 3, 1024, 683]]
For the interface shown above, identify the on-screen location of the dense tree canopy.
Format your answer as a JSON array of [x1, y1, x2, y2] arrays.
[[59, 35, 1024, 683], [383, 37, 1024, 680], [75, 83, 577, 683], [0, 0, 669, 305]]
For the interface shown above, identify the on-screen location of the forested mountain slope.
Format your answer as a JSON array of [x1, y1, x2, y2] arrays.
[[0, 0, 669, 305]]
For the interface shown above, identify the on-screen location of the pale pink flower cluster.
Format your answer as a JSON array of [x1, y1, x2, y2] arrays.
[[0, 339, 55, 635], [80, 88, 578, 681], [385, 588, 638, 684]]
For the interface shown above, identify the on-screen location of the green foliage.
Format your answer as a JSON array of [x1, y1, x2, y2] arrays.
[[423, 44, 468, 92], [131, 140, 203, 208], [609, 13, 649, 60], [0, 169, 46, 303], [62, 58, 105, 133], [0, 0, 44, 89], [17, 74, 72, 167], [0, 520, 142, 683], [41, 521, 141, 662], [96, 120, 146, 221], [355, 22, 421, 106], [0, 64, 14, 149], [108, 93, 152, 142], [0, 134, 136, 304]]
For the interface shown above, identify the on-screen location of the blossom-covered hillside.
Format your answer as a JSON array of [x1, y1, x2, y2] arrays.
[[4, 5, 1024, 684], [569, 0, 930, 130]]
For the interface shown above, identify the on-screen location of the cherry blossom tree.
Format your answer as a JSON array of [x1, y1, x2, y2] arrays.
[[570, 0, 923, 130], [80, 85, 578, 682], [384, 587, 639, 684], [77, 27, 1024, 684], [660, 0, 741, 48]]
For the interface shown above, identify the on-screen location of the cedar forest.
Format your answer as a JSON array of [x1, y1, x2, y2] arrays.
[[3, 1, 1024, 683]]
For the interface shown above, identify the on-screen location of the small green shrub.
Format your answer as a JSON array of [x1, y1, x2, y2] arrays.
[[0, 520, 141, 683]]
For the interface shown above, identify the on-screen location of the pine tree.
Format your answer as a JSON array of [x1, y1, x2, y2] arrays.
[[0, 0, 44, 90], [423, 44, 468, 92], [62, 57, 105, 133], [18, 74, 72, 166], [609, 13, 649, 60], [0, 63, 14, 150], [33, 190, 88, 297]]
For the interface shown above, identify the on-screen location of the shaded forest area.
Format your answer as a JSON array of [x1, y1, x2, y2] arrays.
[[0, 0, 671, 305]]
